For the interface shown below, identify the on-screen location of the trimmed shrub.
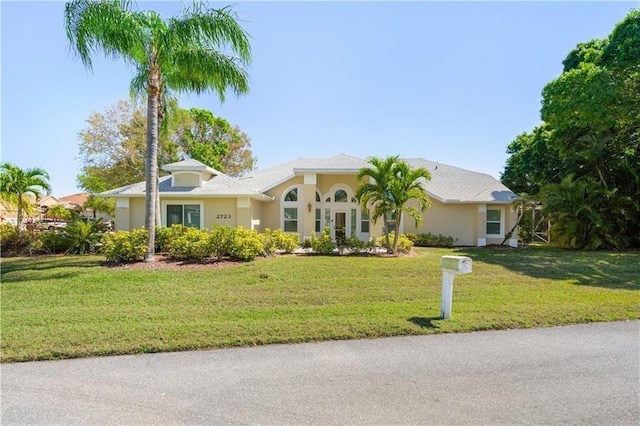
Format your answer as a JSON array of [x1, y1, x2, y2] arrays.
[[344, 236, 369, 254], [210, 225, 234, 260], [379, 232, 414, 254], [103, 229, 148, 262], [230, 227, 264, 261], [413, 233, 455, 248], [311, 226, 334, 255], [155, 224, 189, 253], [404, 233, 418, 243], [270, 228, 299, 253], [167, 227, 213, 260]]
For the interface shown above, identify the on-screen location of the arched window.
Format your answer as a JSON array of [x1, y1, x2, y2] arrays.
[[282, 186, 300, 233], [284, 188, 298, 202], [335, 189, 348, 202]]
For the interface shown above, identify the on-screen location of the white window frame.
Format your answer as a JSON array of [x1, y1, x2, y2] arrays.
[[161, 200, 204, 229], [486, 207, 504, 238], [281, 185, 301, 233], [171, 171, 203, 188]]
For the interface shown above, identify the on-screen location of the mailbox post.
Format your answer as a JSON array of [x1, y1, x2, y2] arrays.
[[440, 255, 472, 319]]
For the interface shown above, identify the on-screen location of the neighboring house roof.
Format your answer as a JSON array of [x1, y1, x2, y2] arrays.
[[36, 195, 60, 207], [239, 154, 516, 204], [99, 163, 273, 201], [58, 192, 89, 206]]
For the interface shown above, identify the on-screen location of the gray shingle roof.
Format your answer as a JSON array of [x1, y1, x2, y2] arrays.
[[239, 154, 516, 204], [100, 155, 516, 204], [100, 162, 272, 200]]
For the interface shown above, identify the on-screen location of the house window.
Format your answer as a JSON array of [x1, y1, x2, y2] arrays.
[[284, 188, 298, 202], [167, 204, 201, 229], [361, 211, 370, 233], [284, 207, 298, 232], [335, 190, 348, 202], [315, 208, 321, 233], [486, 209, 503, 236]]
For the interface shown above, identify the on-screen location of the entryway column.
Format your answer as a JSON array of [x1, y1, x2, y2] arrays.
[[477, 204, 487, 246], [302, 173, 317, 241]]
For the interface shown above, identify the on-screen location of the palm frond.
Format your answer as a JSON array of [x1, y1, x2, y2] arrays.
[[65, 0, 149, 71]]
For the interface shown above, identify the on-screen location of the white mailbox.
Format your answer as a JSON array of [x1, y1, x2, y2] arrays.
[[439, 256, 472, 319], [440, 256, 472, 274]]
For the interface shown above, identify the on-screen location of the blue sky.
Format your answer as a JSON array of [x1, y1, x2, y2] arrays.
[[1, 1, 637, 196]]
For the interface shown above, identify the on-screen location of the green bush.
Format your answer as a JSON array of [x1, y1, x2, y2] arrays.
[[64, 220, 102, 254], [210, 225, 234, 260], [379, 232, 414, 254], [413, 233, 455, 248], [269, 228, 300, 253], [311, 226, 335, 255], [167, 227, 213, 260], [155, 224, 188, 253], [344, 236, 370, 254], [404, 233, 418, 243], [103, 229, 148, 262], [230, 227, 264, 261], [0, 223, 42, 256], [39, 231, 71, 254]]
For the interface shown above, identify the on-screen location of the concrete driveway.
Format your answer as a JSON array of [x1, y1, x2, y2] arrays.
[[2, 321, 638, 425]]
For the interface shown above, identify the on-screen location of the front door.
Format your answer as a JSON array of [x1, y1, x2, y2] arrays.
[[333, 211, 347, 244]]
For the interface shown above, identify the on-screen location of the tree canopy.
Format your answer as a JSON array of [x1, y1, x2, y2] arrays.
[[501, 10, 640, 249], [77, 100, 256, 193], [65, 0, 252, 261]]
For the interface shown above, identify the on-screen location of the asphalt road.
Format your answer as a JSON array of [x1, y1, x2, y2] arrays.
[[2, 321, 639, 425]]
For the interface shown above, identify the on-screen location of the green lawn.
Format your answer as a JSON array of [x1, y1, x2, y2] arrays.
[[1, 246, 638, 363]]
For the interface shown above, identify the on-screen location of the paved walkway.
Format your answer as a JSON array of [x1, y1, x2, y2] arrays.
[[2, 321, 639, 425]]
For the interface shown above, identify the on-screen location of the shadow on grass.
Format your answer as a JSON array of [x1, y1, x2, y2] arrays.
[[452, 245, 639, 290], [0, 256, 101, 283], [408, 316, 441, 329]]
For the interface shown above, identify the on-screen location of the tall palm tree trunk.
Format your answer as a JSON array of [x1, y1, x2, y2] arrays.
[[144, 72, 160, 262], [16, 192, 24, 231]]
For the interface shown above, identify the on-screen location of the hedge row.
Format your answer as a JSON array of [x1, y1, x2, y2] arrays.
[[103, 225, 300, 262]]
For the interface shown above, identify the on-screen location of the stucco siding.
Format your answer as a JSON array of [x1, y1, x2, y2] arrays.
[[129, 198, 146, 230], [203, 198, 237, 229], [404, 199, 478, 246]]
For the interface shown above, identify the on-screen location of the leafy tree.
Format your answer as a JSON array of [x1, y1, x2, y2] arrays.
[[0, 163, 51, 230], [355, 156, 431, 254], [77, 100, 178, 194], [500, 125, 562, 196], [65, 0, 251, 261], [171, 108, 255, 175], [502, 10, 640, 249]]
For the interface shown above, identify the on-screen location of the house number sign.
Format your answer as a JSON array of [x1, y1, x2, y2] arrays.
[[216, 214, 232, 220]]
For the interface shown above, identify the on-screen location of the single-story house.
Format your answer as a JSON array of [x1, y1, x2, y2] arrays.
[[100, 154, 519, 247]]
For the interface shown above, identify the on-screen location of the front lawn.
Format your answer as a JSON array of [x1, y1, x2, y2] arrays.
[[1, 246, 638, 362]]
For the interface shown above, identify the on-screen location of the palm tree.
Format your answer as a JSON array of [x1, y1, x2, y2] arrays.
[[356, 157, 431, 254], [45, 204, 72, 221], [355, 157, 397, 252], [65, 0, 251, 261], [0, 163, 51, 230]]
